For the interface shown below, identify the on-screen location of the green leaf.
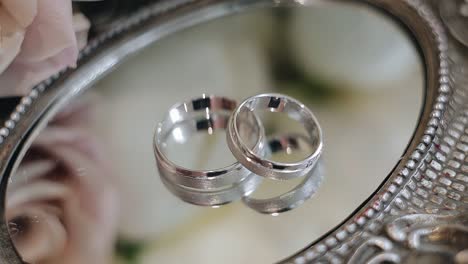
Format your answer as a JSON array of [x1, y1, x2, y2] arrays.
[[115, 238, 147, 264]]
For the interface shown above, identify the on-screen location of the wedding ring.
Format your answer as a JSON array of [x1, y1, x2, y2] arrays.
[[227, 93, 323, 180], [161, 134, 323, 209], [160, 172, 261, 207], [154, 95, 265, 190], [243, 163, 324, 214], [242, 134, 324, 214]]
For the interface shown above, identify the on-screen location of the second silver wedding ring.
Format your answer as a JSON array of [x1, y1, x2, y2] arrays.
[[226, 93, 323, 181]]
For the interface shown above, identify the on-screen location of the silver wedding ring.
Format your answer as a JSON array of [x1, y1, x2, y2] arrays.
[[154, 93, 324, 212], [242, 134, 324, 214], [154, 95, 265, 190], [160, 172, 262, 207], [227, 93, 323, 180], [161, 133, 323, 209]]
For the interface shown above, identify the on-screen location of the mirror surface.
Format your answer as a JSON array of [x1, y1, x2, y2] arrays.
[[6, 2, 424, 264]]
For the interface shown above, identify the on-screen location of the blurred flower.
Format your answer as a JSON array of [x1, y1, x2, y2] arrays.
[[0, 0, 90, 96], [457, 249, 468, 264], [0, 1, 117, 263], [73, 12, 91, 51], [6, 98, 120, 264], [287, 3, 420, 92], [0, 0, 37, 74]]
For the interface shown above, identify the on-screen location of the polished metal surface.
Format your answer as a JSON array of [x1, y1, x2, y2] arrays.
[[155, 94, 323, 212], [160, 133, 323, 211], [0, 0, 465, 263], [160, 169, 262, 207], [154, 95, 264, 190], [227, 93, 322, 180], [242, 134, 325, 215]]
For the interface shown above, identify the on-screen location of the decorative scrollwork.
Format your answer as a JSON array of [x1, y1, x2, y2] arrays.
[[0, 0, 466, 263], [349, 213, 468, 264]]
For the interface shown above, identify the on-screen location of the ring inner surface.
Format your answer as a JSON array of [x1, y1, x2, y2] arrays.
[[158, 97, 262, 171], [235, 96, 321, 164]]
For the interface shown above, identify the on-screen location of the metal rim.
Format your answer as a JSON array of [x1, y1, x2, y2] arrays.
[[0, 0, 451, 263]]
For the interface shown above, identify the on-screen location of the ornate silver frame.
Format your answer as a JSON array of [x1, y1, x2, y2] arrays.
[[0, 0, 466, 263]]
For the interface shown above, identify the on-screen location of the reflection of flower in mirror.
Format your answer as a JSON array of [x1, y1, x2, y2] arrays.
[[6, 98, 120, 264]]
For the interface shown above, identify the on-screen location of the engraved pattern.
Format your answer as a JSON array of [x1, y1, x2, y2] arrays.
[[289, 1, 468, 261], [341, 63, 468, 263], [0, 0, 466, 263], [288, 1, 465, 262]]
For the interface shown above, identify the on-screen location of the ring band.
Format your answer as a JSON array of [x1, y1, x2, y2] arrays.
[[160, 172, 262, 207], [243, 163, 324, 215], [242, 134, 324, 214], [154, 95, 265, 190], [161, 134, 322, 209], [227, 93, 323, 180]]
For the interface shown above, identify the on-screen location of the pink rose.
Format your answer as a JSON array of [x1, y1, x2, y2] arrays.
[[0, 0, 89, 96], [6, 99, 120, 264]]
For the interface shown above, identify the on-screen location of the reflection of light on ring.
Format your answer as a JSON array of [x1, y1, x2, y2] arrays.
[[271, 213, 280, 216], [172, 127, 184, 143], [169, 108, 182, 123]]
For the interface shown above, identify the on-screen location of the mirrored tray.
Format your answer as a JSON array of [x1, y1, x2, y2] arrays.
[[0, 0, 467, 263]]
